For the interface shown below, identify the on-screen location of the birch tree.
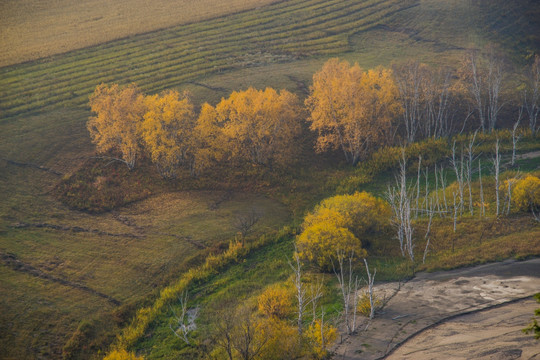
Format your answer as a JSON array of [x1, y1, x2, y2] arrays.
[[289, 250, 308, 336], [140, 90, 196, 178], [523, 55, 540, 136], [333, 250, 360, 335], [465, 131, 478, 215], [512, 106, 523, 166], [461, 47, 504, 132], [306, 58, 401, 164], [386, 149, 414, 262], [87, 83, 146, 169], [493, 138, 501, 216], [393, 61, 423, 143], [363, 258, 377, 321], [169, 291, 199, 345]]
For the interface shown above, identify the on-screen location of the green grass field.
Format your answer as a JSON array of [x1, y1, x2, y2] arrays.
[[1, 0, 539, 358]]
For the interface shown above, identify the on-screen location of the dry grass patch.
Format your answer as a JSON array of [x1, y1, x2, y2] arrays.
[[0, 0, 281, 66]]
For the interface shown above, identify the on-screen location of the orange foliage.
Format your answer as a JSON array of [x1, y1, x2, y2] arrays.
[[297, 192, 390, 269], [257, 284, 292, 319], [306, 58, 401, 165], [87, 83, 146, 169], [214, 87, 302, 167], [140, 90, 195, 178]]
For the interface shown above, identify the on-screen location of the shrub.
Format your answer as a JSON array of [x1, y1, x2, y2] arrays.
[[512, 175, 540, 212], [297, 191, 390, 270], [305, 319, 337, 359], [257, 285, 293, 319], [357, 293, 383, 317], [103, 349, 144, 360]]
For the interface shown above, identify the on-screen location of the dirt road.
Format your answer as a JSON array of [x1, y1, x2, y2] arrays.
[[333, 258, 540, 359]]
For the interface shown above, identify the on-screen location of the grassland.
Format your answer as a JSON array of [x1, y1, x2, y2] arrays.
[[0, 108, 291, 358], [0, 0, 281, 67], [122, 153, 540, 359], [1, 0, 539, 358], [0, 0, 418, 119], [2, 0, 536, 121]]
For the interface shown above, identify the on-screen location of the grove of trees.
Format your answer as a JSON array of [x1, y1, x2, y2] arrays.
[[88, 85, 301, 177]]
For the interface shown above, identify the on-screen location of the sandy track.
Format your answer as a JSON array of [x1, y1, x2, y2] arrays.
[[388, 298, 540, 359], [333, 258, 540, 359]]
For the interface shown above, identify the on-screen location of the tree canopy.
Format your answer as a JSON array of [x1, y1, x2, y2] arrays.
[[140, 90, 196, 178], [305, 58, 401, 165], [297, 191, 390, 270], [87, 83, 146, 169]]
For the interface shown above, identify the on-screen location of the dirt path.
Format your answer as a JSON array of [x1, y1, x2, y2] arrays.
[[333, 258, 540, 359], [0, 252, 121, 306], [388, 298, 540, 359]]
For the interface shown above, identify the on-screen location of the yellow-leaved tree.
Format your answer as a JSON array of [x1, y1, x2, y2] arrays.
[[140, 90, 196, 178], [192, 102, 228, 175], [305, 318, 337, 359], [512, 175, 540, 216], [305, 58, 401, 165], [297, 191, 390, 270], [215, 87, 302, 168], [87, 83, 146, 169], [257, 284, 293, 319]]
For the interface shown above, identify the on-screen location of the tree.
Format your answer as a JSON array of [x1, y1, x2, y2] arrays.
[[305, 316, 337, 359], [386, 150, 414, 260], [460, 46, 504, 132], [512, 175, 540, 220], [297, 192, 390, 270], [87, 83, 146, 169], [393, 61, 423, 143], [289, 249, 309, 336], [213, 305, 269, 360], [306, 58, 401, 165], [169, 291, 198, 345], [103, 349, 144, 360], [522, 55, 540, 136], [233, 208, 262, 244], [140, 90, 196, 178], [215, 87, 302, 168], [333, 250, 360, 335], [193, 102, 228, 175], [257, 285, 292, 319], [297, 222, 361, 271]]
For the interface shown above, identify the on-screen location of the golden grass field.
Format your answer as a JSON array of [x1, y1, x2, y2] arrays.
[[0, 0, 280, 67]]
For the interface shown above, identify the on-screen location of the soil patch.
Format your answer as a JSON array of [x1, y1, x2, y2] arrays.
[[333, 258, 540, 359]]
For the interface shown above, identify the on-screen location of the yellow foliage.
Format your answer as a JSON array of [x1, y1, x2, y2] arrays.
[[297, 223, 362, 270], [357, 293, 383, 317], [258, 317, 301, 360], [512, 175, 540, 212], [140, 90, 195, 178], [103, 349, 144, 360], [305, 319, 337, 359], [193, 102, 228, 174], [214, 86, 302, 167], [257, 284, 292, 319], [306, 58, 401, 165], [297, 192, 390, 269], [87, 83, 146, 169]]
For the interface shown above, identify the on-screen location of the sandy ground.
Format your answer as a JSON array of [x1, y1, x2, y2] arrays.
[[389, 298, 540, 359], [333, 258, 540, 359], [0, 0, 279, 67]]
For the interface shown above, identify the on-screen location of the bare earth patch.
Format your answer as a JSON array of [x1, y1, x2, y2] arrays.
[[389, 298, 540, 359], [0, 0, 280, 66], [333, 258, 540, 359]]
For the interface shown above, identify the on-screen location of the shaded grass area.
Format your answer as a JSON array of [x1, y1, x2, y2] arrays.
[[0, 132, 291, 360]]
